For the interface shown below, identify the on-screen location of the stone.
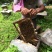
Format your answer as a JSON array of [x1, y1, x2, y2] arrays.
[[0, 10, 12, 15], [3, 3, 10, 5], [39, 28, 52, 46], [1, 4, 8, 11], [1, 5, 7, 8], [10, 39, 38, 52]]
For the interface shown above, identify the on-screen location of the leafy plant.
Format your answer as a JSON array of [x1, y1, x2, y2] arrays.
[[0, 2, 52, 52], [2, 45, 21, 52], [39, 42, 52, 52]]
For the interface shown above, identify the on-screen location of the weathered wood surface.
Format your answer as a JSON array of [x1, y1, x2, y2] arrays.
[[37, 11, 47, 16]]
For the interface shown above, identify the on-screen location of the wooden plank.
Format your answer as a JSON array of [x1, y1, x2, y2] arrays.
[[45, 6, 52, 9], [37, 11, 47, 16]]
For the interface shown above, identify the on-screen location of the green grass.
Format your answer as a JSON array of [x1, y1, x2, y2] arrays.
[[37, 9, 52, 52], [37, 9, 52, 31], [2, 45, 21, 52], [39, 42, 52, 52], [0, 9, 21, 52], [0, 4, 52, 52]]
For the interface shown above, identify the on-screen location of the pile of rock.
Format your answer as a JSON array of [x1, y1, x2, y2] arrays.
[[0, 3, 12, 15]]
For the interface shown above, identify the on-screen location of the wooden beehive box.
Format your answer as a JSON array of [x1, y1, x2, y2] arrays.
[[13, 18, 40, 46]]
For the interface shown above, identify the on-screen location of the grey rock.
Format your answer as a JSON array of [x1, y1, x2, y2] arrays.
[[40, 28, 52, 46], [10, 39, 38, 52]]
